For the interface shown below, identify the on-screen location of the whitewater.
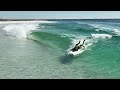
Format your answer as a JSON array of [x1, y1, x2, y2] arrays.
[[0, 20, 120, 79]]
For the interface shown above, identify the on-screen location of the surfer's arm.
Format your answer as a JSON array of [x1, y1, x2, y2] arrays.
[[76, 41, 80, 46], [82, 40, 85, 45]]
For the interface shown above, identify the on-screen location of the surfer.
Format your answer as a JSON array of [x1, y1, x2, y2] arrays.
[[70, 40, 85, 52]]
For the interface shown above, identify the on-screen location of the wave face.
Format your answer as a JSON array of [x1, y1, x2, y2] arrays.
[[1, 20, 120, 78], [29, 31, 71, 52]]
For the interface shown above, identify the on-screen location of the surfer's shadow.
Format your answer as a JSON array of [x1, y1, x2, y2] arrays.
[[59, 54, 81, 64], [59, 54, 74, 64]]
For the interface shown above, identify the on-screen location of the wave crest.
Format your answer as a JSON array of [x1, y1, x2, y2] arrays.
[[2, 23, 39, 38]]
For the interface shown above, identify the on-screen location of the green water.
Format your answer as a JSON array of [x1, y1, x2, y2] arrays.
[[0, 20, 120, 79]]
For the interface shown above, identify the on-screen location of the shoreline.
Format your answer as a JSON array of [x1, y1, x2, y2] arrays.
[[0, 19, 120, 24], [0, 20, 54, 24]]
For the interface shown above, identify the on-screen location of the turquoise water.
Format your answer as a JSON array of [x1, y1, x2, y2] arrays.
[[0, 20, 120, 79]]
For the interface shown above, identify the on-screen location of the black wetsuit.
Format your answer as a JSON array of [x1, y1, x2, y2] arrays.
[[71, 41, 80, 51], [71, 44, 82, 52], [71, 40, 85, 52]]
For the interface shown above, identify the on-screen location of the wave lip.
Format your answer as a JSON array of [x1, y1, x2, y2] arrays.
[[1, 21, 57, 39], [91, 34, 112, 39], [2, 23, 39, 38]]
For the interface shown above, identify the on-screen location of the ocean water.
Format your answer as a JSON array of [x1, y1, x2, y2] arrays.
[[0, 20, 120, 79]]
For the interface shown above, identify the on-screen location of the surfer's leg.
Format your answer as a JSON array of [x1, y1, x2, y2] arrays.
[[71, 47, 78, 52]]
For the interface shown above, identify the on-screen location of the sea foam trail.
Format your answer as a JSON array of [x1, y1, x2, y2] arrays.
[[112, 29, 120, 36], [89, 23, 114, 31], [91, 34, 112, 39], [89, 23, 120, 36], [2, 21, 54, 38]]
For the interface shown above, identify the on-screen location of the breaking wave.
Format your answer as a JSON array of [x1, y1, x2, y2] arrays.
[[1, 21, 54, 38]]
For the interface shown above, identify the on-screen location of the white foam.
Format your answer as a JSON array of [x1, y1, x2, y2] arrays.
[[89, 23, 120, 36], [2, 23, 38, 38], [89, 24, 112, 32], [112, 29, 120, 36], [1, 21, 54, 39], [91, 34, 112, 39], [0, 21, 55, 25]]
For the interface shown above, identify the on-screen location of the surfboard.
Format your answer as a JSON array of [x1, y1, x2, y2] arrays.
[[68, 47, 85, 56]]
